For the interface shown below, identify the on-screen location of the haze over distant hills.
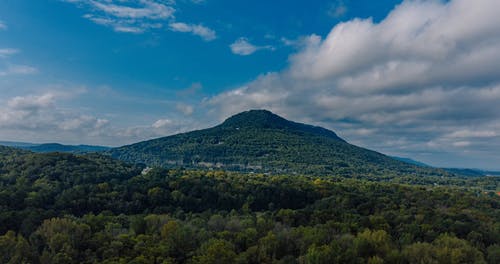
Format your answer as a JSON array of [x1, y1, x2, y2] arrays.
[[108, 110, 449, 178], [390, 156, 500, 177], [0, 141, 110, 153]]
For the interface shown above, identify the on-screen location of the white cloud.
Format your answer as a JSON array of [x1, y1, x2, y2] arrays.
[[0, 92, 111, 143], [64, 0, 174, 34], [0, 65, 38, 76], [89, 0, 174, 19], [59, 116, 109, 131], [230, 38, 258, 55], [152, 118, 173, 129], [289, 0, 500, 85], [113, 25, 146, 34], [0, 48, 19, 58], [0, 49, 37, 76], [7, 93, 55, 110], [229, 38, 274, 56], [169, 22, 216, 41], [65, 0, 216, 40], [452, 141, 471, 148], [0, 21, 6, 30], [176, 103, 194, 115], [447, 130, 497, 139], [116, 117, 197, 142], [82, 14, 160, 33], [0, 85, 205, 146], [207, 0, 500, 168]]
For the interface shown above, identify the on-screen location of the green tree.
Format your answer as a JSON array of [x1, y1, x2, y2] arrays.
[[432, 234, 486, 264], [403, 242, 438, 264], [191, 239, 236, 264]]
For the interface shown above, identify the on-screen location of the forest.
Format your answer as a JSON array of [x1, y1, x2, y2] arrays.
[[1, 146, 499, 263]]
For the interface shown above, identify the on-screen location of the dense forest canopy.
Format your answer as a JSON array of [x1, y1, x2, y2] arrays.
[[0, 146, 499, 263]]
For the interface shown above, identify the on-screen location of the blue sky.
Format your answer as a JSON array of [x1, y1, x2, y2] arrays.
[[1, 0, 500, 170]]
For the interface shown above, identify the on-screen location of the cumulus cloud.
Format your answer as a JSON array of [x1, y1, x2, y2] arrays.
[[207, 0, 500, 168], [230, 38, 274, 56], [7, 93, 55, 110], [0, 92, 112, 144], [169, 22, 216, 41]]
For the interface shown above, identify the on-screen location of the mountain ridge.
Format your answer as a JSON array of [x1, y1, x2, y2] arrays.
[[0, 141, 110, 153], [109, 109, 449, 178]]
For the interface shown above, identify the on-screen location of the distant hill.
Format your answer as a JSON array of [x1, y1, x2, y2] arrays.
[[25, 143, 110, 153], [0, 141, 110, 153], [444, 168, 500, 177], [0, 141, 38, 148], [109, 109, 449, 178]]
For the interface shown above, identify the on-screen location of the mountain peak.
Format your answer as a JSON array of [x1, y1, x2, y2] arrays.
[[219, 109, 344, 141], [109, 109, 451, 177], [220, 109, 289, 129]]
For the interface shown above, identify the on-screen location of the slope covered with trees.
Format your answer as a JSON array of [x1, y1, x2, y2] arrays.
[[109, 110, 450, 179], [0, 146, 499, 263]]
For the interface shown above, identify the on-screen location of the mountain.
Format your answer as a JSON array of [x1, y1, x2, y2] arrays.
[[0, 141, 110, 153], [109, 109, 448, 177]]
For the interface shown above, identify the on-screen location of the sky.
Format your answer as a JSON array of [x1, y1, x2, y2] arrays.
[[1, 0, 500, 170]]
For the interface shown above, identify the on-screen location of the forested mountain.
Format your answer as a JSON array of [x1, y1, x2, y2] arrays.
[[109, 110, 449, 178], [0, 146, 499, 263]]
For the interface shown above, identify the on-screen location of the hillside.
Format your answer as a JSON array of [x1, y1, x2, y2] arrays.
[[0, 145, 141, 233], [109, 110, 448, 178], [0, 145, 499, 263]]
